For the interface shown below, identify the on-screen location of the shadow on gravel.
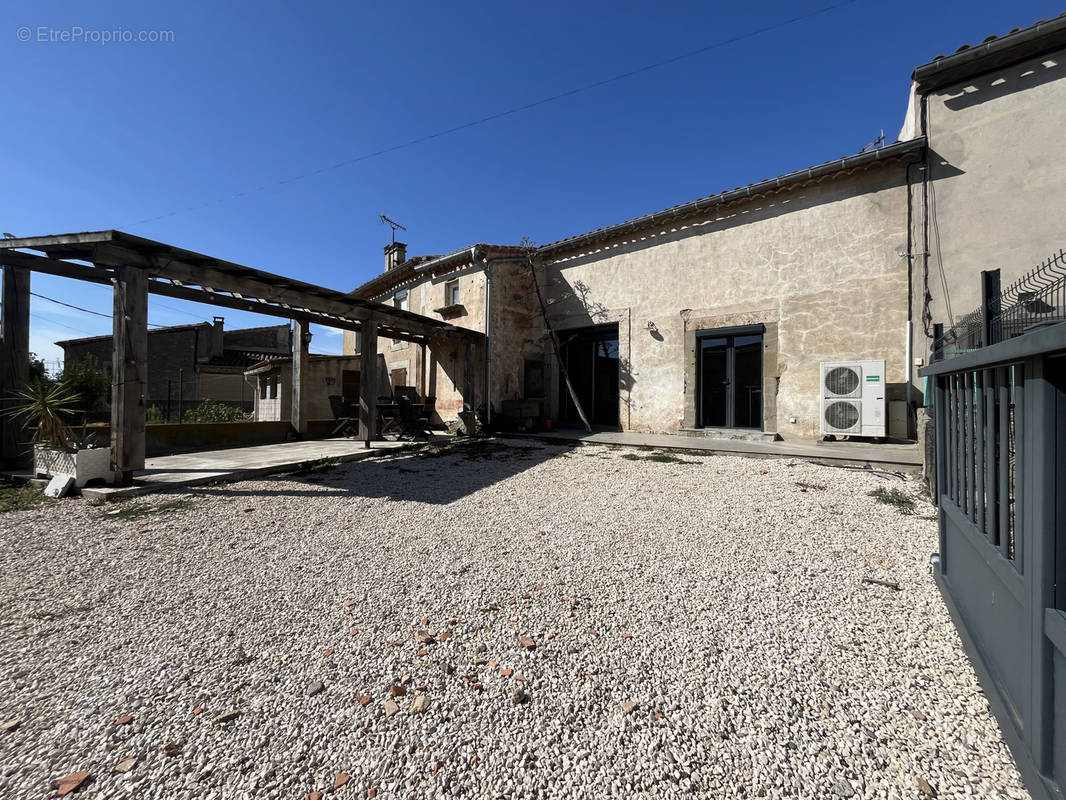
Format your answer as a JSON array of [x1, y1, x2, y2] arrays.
[[186, 438, 569, 505]]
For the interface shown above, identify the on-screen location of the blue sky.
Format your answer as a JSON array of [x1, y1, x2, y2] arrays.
[[5, 0, 1062, 366]]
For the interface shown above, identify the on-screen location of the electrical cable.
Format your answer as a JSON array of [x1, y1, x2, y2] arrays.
[[31, 291, 193, 329], [117, 0, 861, 230]]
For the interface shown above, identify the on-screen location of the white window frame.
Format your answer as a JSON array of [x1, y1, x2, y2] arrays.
[[445, 279, 460, 306]]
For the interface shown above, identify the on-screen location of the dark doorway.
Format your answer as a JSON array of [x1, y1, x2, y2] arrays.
[[342, 370, 360, 404], [698, 327, 763, 429], [558, 324, 619, 427]]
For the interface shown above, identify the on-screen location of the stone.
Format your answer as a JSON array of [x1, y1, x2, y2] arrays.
[[306, 680, 325, 697], [833, 778, 856, 797], [410, 696, 429, 714], [356, 694, 372, 707], [307, 793, 323, 800], [334, 772, 350, 789], [621, 701, 638, 714], [114, 715, 133, 726], [1, 720, 21, 733], [163, 742, 181, 757], [913, 777, 937, 797], [910, 709, 927, 721], [415, 630, 435, 644], [212, 710, 241, 725], [512, 689, 529, 705], [44, 474, 75, 499], [441, 662, 455, 676], [383, 699, 399, 717], [112, 756, 136, 774], [55, 771, 91, 796]]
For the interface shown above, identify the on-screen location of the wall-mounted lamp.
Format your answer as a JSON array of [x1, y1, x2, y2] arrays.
[[301, 330, 313, 346], [646, 321, 658, 334]]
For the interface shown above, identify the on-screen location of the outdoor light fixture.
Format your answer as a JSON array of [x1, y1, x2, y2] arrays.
[[646, 321, 658, 333], [302, 330, 313, 346]]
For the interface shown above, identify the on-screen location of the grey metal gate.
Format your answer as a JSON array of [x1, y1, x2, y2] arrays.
[[921, 322, 1066, 800]]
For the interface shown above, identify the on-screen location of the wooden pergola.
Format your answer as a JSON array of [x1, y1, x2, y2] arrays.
[[0, 230, 484, 480]]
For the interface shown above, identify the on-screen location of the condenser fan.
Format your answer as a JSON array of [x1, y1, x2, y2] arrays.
[[824, 400, 860, 431], [824, 365, 860, 396]]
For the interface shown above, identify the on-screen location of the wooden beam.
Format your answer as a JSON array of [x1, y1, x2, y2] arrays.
[[111, 265, 148, 482], [0, 266, 31, 467], [291, 320, 310, 435], [0, 249, 112, 285], [359, 323, 378, 448]]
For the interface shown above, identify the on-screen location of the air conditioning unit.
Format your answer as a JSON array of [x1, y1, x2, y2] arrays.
[[820, 360, 886, 438]]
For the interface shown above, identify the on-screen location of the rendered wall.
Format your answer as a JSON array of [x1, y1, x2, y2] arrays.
[[539, 166, 912, 439]]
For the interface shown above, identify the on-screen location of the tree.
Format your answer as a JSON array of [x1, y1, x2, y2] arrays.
[[57, 355, 111, 423]]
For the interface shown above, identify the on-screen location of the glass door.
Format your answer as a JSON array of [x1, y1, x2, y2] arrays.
[[698, 330, 763, 429]]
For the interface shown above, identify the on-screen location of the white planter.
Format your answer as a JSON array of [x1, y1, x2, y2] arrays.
[[33, 445, 114, 488]]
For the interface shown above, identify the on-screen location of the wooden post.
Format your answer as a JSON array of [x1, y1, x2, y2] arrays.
[[418, 341, 427, 400], [462, 339, 475, 412], [359, 322, 378, 448], [0, 266, 30, 467], [111, 265, 148, 483], [291, 320, 310, 435]]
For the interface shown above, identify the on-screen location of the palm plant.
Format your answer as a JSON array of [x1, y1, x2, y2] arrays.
[[4, 379, 81, 449]]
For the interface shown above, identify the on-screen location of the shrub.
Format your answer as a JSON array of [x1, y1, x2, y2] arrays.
[[182, 398, 251, 424], [868, 486, 917, 515]]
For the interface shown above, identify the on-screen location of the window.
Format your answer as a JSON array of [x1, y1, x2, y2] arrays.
[[260, 378, 267, 400], [445, 280, 460, 306], [393, 289, 409, 311], [267, 375, 279, 399]]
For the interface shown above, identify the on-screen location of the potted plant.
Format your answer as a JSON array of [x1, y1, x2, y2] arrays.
[[5, 379, 113, 487]]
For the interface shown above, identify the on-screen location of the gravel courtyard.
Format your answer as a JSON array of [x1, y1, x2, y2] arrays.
[[0, 439, 1027, 799]]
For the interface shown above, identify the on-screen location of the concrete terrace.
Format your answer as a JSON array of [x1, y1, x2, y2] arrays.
[[512, 429, 923, 472], [41, 429, 921, 503]]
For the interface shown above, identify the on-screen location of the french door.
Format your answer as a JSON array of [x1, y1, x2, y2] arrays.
[[698, 328, 763, 429]]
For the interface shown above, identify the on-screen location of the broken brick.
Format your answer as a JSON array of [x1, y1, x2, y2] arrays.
[[500, 668, 513, 677], [517, 636, 536, 650], [55, 771, 92, 796], [323, 648, 334, 658], [113, 715, 133, 726], [356, 695, 372, 707]]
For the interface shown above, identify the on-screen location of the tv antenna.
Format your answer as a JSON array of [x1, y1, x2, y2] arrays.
[[379, 214, 407, 244]]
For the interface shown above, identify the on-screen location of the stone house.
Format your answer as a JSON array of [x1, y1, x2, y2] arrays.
[[342, 13, 1065, 443], [59, 317, 291, 420]]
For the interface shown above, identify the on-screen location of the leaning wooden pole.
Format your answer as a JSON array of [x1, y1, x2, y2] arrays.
[[526, 251, 592, 433]]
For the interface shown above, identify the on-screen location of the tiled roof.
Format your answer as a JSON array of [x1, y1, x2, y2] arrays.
[[203, 349, 290, 368], [536, 138, 926, 257], [912, 12, 1066, 90]]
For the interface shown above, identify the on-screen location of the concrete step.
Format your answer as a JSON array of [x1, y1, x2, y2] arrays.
[[678, 427, 779, 443]]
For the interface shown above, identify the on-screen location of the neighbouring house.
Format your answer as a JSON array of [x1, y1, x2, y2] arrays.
[[244, 353, 392, 434], [342, 13, 1066, 444], [59, 317, 291, 420]]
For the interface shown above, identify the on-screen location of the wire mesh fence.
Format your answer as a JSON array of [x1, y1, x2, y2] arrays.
[[933, 248, 1066, 358]]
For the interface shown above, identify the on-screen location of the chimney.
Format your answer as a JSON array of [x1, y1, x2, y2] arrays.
[[384, 241, 407, 272], [211, 316, 224, 358]]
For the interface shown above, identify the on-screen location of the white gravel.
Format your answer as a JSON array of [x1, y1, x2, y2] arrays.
[[0, 438, 1029, 799]]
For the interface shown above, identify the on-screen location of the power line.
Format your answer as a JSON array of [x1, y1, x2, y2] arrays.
[[32, 291, 176, 329], [30, 311, 97, 336], [118, 0, 860, 229]]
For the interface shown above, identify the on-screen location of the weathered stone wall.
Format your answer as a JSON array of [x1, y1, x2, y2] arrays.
[[343, 268, 490, 422], [540, 166, 912, 439]]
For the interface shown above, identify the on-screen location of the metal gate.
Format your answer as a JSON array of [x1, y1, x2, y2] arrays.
[[922, 322, 1066, 800]]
